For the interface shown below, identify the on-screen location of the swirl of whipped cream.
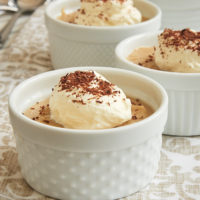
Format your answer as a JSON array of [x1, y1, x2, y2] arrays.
[[49, 70, 132, 129], [73, 0, 142, 26], [155, 29, 200, 73]]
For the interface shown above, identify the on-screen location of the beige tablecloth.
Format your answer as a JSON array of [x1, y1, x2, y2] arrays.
[[0, 6, 200, 200]]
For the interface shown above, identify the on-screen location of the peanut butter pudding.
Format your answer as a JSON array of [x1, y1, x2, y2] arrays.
[[128, 29, 200, 73], [58, 0, 142, 26], [24, 71, 153, 129]]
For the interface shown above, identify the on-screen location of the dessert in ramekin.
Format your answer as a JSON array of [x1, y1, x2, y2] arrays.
[[45, 0, 161, 69], [115, 29, 200, 136], [23, 70, 154, 130], [58, 0, 143, 26], [9, 67, 167, 200]]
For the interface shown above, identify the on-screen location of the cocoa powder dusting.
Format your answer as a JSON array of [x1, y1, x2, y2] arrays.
[[58, 71, 116, 101], [160, 29, 200, 54], [81, 0, 126, 3], [72, 99, 86, 105]]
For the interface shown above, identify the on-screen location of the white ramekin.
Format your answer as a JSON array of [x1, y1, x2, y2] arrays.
[[9, 67, 168, 200], [115, 32, 200, 136], [149, 0, 200, 30], [45, 0, 161, 69]]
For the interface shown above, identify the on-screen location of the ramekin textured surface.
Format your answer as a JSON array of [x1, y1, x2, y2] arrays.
[[166, 90, 200, 135], [17, 133, 161, 200], [48, 36, 116, 68]]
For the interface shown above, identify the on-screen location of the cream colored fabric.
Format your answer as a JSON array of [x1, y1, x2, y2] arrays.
[[0, 6, 200, 200]]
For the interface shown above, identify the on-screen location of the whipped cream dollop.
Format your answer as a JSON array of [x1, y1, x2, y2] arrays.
[[155, 29, 200, 73], [49, 71, 132, 129], [60, 0, 142, 26]]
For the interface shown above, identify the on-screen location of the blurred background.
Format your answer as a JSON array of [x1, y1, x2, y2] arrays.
[[148, 0, 200, 30], [1, 0, 200, 31]]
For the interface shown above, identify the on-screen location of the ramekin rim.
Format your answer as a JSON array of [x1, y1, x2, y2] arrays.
[[9, 66, 168, 136], [45, 0, 162, 31]]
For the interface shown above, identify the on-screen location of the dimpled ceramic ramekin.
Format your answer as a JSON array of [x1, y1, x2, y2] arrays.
[[9, 67, 168, 200], [115, 32, 200, 136], [45, 0, 161, 69]]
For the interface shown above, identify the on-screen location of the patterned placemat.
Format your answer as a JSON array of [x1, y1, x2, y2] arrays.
[[0, 5, 200, 200]]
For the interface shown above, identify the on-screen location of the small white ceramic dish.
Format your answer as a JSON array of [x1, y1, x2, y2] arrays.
[[45, 0, 161, 69], [9, 67, 167, 200], [149, 0, 200, 30], [115, 32, 200, 136]]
